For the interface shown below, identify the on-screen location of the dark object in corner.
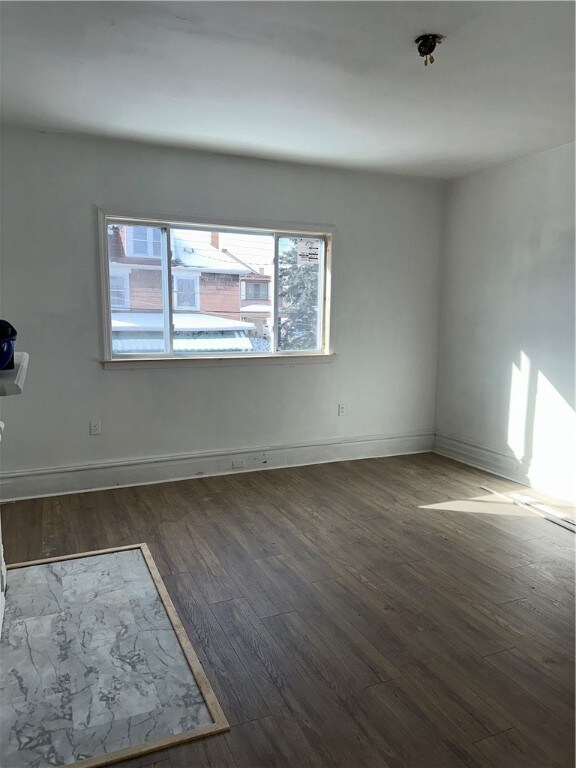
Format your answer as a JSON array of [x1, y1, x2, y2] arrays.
[[415, 34, 444, 66], [0, 321, 17, 370]]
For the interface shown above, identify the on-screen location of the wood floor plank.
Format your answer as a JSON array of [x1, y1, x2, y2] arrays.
[[484, 646, 574, 722], [523, 533, 575, 564], [259, 611, 488, 768], [448, 655, 574, 767], [256, 553, 400, 684], [68, 494, 112, 553], [41, 495, 80, 558], [512, 558, 575, 598], [210, 597, 378, 767], [314, 568, 435, 634], [163, 571, 270, 726], [225, 715, 324, 768], [145, 530, 190, 577], [396, 625, 480, 667], [261, 610, 367, 711], [398, 659, 511, 741], [512, 629, 575, 685], [310, 574, 426, 660], [403, 557, 510, 609], [164, 520, 243, 604], [209, 596, 306, 719], [361, 681, 496, 768], [118, 486, 161, 534], [475, 728, 565, 768], [168, 733, 238, 768], [375, 563, 515, 657], [197, 520, 293, 618], [495, 597, 575, 652], [370, 523, 527, 605], [90, 490, 140, 550], [2, 498, 43, 563]]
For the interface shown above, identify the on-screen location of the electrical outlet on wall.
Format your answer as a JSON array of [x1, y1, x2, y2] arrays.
[[338, 404, 347, 417], [89, 420, 102, 436]]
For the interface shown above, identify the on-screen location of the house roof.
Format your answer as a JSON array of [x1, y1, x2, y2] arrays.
[[240, 270, 271, 282], [172, 232, 252, 275], [240, 304, 272, 314], [112, 312, 255, 333], [221, 248, 272, 279]]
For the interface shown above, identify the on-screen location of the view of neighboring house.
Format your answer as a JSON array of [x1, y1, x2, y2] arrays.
[[240, 268, 272, 340], [107, 224, 269, 354], [219, 232, 274, 347]]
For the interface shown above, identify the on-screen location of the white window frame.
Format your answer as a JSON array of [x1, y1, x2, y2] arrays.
[[99, 210, 333, 365], [173, 274, 200, 311]]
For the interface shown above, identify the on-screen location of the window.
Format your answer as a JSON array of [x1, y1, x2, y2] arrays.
[[102, 215, 330, 360], [109, 273, 130, 309], [173, 275, 199, 310], [126, 226, 163, 258], [245, 281, 268, 300]]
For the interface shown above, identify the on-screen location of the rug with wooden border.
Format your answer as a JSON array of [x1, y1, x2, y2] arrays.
[[0, 543, 229, 768]]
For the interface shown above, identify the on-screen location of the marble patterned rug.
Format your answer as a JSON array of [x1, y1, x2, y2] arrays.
[[0, 546, 227, 768]]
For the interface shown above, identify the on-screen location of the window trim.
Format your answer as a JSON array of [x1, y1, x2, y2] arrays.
[[98, 208, 333, 364]]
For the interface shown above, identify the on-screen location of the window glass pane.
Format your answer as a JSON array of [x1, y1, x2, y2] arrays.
[[170, 227, 274, 355], [246, 282, 268, 300], [109, 274, 129, 309], [277, 236, 324, 352], [107, 223, 169, 355], [175, 277, 198, 309], [123, 224, 162, 258]]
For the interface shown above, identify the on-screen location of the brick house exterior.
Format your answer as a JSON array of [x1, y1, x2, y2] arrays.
[[129, 269, 161, 311], [199, 273, 241, 320]]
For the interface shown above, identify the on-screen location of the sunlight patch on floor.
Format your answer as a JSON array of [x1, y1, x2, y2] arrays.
[[419, 494, 535, 517]]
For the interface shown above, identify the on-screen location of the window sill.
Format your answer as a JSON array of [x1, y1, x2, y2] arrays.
[[101, 352, 335, 370]]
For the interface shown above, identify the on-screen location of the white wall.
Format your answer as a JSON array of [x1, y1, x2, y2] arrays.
[[0, 127, 444, 498], [435, 143, 576, 501]]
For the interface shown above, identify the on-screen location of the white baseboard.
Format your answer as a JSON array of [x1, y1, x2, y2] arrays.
[[434, 433, 576, 502], [0, 430, 434, 502], [433, 433, 527, 484]]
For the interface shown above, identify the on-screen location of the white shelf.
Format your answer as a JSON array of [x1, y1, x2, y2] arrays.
[[0, 352, 29, 396]]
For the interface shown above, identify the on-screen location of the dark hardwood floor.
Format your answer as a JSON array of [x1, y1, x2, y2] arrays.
[[2, 453, 574, 768]]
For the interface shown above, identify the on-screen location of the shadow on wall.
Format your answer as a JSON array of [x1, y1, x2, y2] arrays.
[[507, 350, 576, 502]]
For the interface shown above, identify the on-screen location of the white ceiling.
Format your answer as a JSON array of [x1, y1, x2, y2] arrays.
[[1, 1, 573, 178]]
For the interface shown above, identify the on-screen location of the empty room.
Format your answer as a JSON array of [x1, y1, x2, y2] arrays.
[[0, 2, 574, 767]]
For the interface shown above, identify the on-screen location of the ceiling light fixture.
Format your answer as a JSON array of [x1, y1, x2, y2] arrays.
[[415, 34, 444, 66]]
